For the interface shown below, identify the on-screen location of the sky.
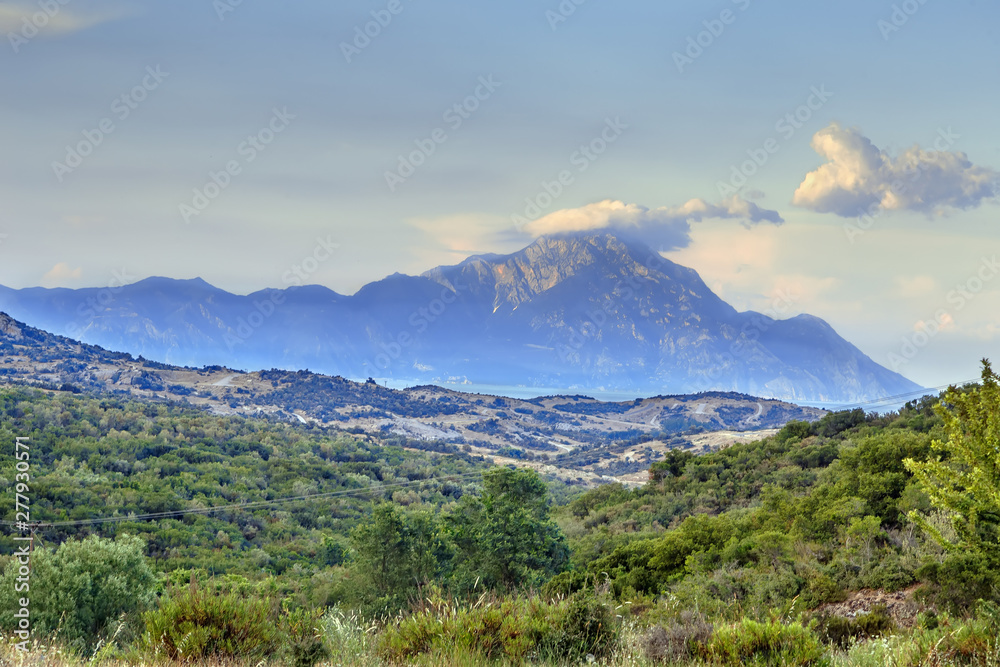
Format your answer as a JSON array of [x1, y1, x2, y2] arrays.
[[1, 0, 998, 389]]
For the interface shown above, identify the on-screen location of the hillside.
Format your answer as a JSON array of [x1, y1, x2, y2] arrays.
[[2, 366, 997, 666], [0, 233, 922, 402], [0, 311, 825, 484]]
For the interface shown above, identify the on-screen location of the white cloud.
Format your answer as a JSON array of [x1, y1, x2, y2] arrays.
[[893, 275, 938, 299], [41, 262, 82, 287], [522, 195, 783, 251], [0, 3, 122, 37], [405, 212, 517, 270], [793, 123, 999, 217]]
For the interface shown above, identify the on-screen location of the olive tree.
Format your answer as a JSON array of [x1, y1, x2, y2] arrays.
[[0, 534, 157, 651], [904, 359, 1000, 561]]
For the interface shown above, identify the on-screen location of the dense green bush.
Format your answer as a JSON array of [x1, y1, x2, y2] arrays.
[[916, 551, 1000, 615], [284, 607, 330, 667], [142, 586, 280, 661], [703, 619, 825, 666], [376, 593, 619, 664], [542, 591, 619, 662], [0, 534, 156, 652]]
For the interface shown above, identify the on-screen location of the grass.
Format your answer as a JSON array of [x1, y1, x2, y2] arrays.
[[3, 605, 1000, 666]]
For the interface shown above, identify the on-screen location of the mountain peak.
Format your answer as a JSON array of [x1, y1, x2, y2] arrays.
[[135, 276, 218, 290], [0, 233, 923, 402]]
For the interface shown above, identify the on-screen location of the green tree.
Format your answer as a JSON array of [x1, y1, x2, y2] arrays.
[[0, 534, 156, 651], [905, 360, 1000, 561], [349, 503, 444, 611], [448, 467, 568, 591]]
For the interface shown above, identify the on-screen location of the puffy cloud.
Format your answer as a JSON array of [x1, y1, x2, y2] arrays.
[[521, 195, 783, 251], [41, 262, 82, 287], [793, 123, 999, 217]]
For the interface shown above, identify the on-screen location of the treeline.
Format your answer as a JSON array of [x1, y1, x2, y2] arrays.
[[257, 370, 464, 419]]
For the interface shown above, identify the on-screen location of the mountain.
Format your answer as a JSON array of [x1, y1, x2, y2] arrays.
[[0, 233, 921, 402], [0, 311, 827, 485]]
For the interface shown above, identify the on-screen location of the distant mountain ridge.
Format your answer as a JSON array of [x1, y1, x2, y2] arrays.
[[0, 232, 921, 402]]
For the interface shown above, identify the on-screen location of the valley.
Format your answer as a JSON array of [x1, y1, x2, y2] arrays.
[[0, 311, 821, 485]]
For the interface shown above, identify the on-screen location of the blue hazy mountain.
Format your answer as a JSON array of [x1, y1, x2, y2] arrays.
[[0, 233, 921, 402]]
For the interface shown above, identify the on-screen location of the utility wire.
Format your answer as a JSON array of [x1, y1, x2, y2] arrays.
[[824, 379, 976, 412], [1, 378, 978, 530], [0, 437, 629, 529], [1, 471, 488, 529]]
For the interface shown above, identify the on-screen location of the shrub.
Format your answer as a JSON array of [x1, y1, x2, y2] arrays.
[[836, 608, 1000, 667], [451, 600, 547, 662], [0, 534, 156, 653], [377, 611, 448, 663], [541, 569, 589, 598], [284, 607, 330, 667], [377, 593, 620, 664], [142, 586, 280, 661], [812, 605, 895, 649], [642, 611, 713, 663], [549, 592, 620, 662], [916, 551, 1000, 616], [703, 618, 825, 666], [801, 570, 847, 607]]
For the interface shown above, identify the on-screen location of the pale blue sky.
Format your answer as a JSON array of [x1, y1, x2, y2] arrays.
[[1, 0, 998, 387]]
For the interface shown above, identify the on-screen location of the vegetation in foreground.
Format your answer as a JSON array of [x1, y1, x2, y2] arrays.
[[1, 361, 999, 664]]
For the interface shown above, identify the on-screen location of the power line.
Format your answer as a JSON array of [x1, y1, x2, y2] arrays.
[[0, 440, 625, 529], [1, 377, 980, 530], [824, 379, 977, 412], [0, 471, 487, 529]]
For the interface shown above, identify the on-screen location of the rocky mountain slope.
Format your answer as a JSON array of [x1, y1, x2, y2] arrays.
[[0, 233, 922, 402]]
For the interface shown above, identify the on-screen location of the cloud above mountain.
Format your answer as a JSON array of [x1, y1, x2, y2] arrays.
[[793, 123, 999, 217], [41, 262, 83, 288], [521, 196, 783, 251]]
